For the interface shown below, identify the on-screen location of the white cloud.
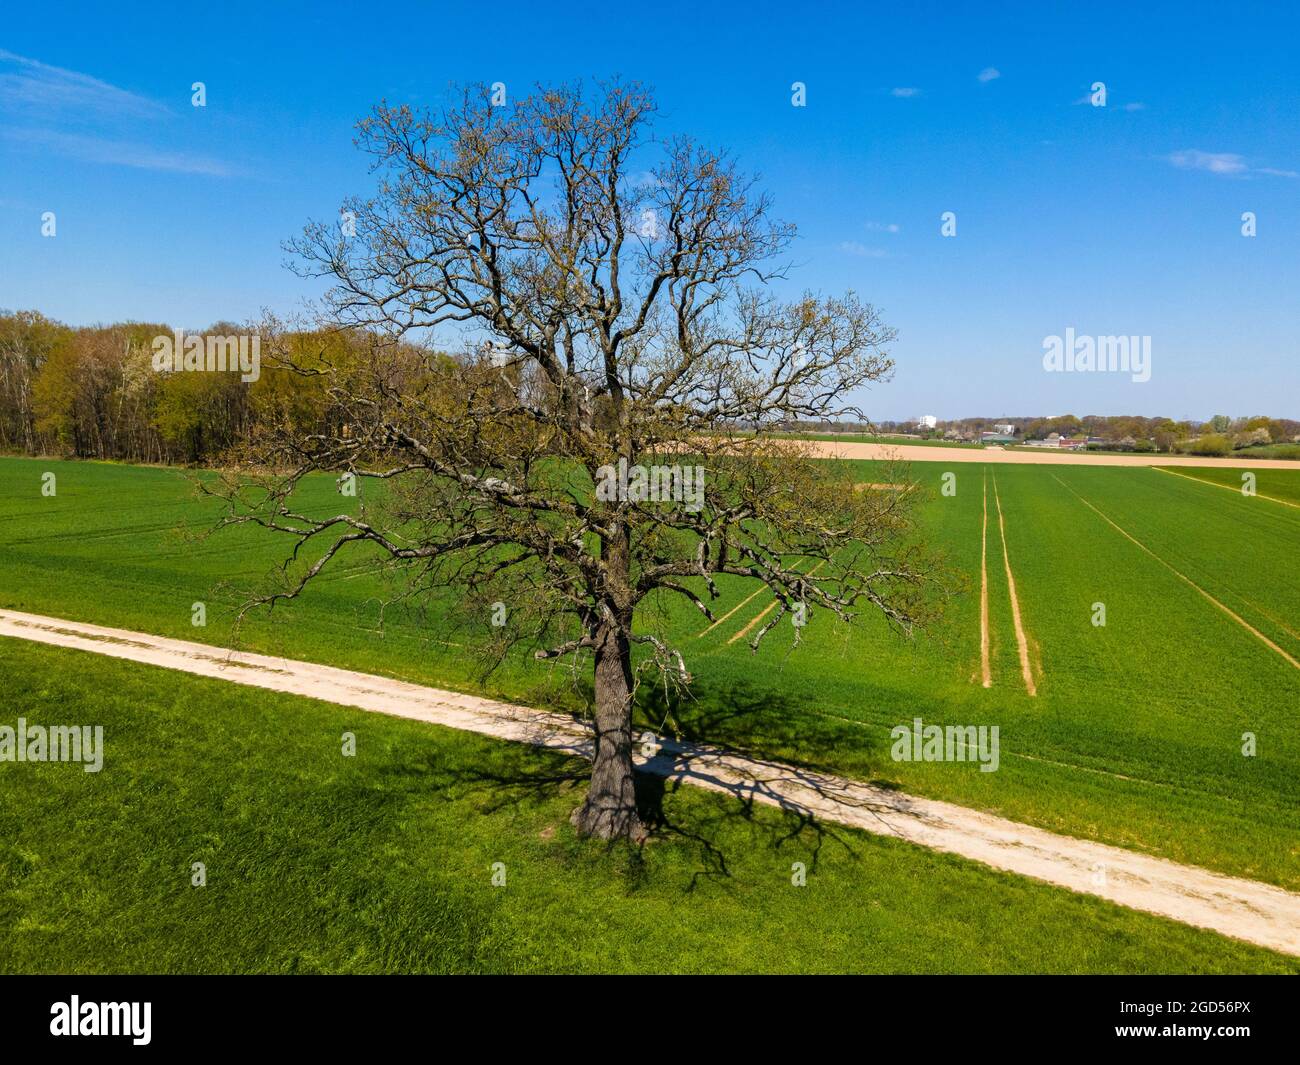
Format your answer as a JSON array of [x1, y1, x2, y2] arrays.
[[3, 128, 237, 176], [977, 67, 1001, 83], [0, 51, 240, 179], [890, 87, 920, 98], [0, 49, 167, 119], [839, 241, 887, 258], [1074, 94, 1147, 110], [1165, 150, 1297, 179], [1167, 150, 1247, 175], [865, 222, 901, 233]]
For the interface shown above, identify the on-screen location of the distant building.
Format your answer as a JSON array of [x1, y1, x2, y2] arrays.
[[1024, 434, 1087, 450], [992, 423, 1017, 436], [916, 415, 938, 429]]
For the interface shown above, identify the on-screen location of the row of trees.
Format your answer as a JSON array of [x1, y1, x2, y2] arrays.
[[1011, 413, 1298, 450], [9, 324, 1292, 468], [0, 311, 363, 464], [774, 413, 1294, 444], [856, 415, 1299, 450]]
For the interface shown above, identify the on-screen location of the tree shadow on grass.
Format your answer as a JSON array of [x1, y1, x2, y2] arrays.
[[421, 683, 905, 893], [631, 768, 871, 892], [636, 678, 906, 788]]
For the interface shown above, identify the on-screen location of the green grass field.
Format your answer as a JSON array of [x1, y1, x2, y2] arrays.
[[2, 637, 1292, 974], [1154, 464, 1300, 506], [1, 454, 1299, 970]]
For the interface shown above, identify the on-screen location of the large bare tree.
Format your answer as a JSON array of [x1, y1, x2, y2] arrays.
[[218, 81, 935, 841]]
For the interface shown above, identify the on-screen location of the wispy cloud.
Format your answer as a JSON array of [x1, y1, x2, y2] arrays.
[[1167, 149, 1247, 175], [977, 67, 1001, 83], [3, 128, 238, 176], [890, 87, 921, 98], [865, 221, 901, 233], [0, 50, 241, 178], [628, 169, 664, 188], [0, 49, 168, 119], [839, 241, 887, 258], [1073, 92, 1147, 111], [1166, 149, 1296, 179]]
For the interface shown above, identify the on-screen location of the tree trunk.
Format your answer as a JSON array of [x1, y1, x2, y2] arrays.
[[571, 617, 646, 842]]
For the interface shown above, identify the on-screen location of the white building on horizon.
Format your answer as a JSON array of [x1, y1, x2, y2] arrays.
[[916, 414, 938, 430]]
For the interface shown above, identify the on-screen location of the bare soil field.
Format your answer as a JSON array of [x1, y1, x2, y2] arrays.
[[803, 441, 1300, 467]]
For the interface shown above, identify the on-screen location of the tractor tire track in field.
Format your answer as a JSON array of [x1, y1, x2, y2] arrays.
[[979, 471, 992, 688], [1231, 594, 1300, 646], [1052, 474, 1300, 672], [3, 605, 1300, 958], [726, 560, 826, 647], [992, 472, 1037, 696], [697, 584, 766, 637], [1153, 466, 1300, 510]]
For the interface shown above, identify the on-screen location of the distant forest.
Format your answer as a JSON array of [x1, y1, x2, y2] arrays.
[[0, 310, 417, 465]]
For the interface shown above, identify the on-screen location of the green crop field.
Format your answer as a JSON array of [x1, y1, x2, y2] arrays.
[[1153, 464, 1300, 507], [2, 454, 1299, 971], [5, 637, 1290, 974]]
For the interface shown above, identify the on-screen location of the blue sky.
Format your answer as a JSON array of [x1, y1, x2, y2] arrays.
[[2, 0, 1297, 421]]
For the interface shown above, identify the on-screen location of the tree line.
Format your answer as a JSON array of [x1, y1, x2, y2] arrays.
[[9, 308, 1296, 468], [784, 413, 1300, 453], [0, 311, 364, 465]]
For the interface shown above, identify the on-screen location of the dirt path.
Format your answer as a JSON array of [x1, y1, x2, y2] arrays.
[[802, 440, 1300, 468], [992, 473, 1037, 695], [3, 606, 1299, 958], [1052, 475, 1300, 672]]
